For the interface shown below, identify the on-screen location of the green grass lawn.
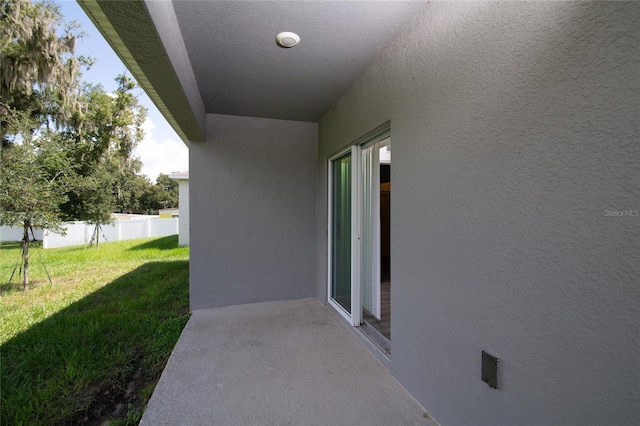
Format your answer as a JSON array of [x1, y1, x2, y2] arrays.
[[0, 236, 190, 425]]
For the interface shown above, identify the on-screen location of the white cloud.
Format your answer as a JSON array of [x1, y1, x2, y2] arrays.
[[134, 117, 188, 182]]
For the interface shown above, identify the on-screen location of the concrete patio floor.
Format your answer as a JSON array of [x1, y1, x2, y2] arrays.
[[140, 298, 439, 426]]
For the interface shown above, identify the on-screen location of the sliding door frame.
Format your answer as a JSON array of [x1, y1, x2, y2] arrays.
[[327, 122, 390, 327], [327, 145, 361, 325]]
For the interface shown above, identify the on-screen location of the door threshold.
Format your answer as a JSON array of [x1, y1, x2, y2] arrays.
[[359, 321, 391, 357], [327, 302, 391, 368]]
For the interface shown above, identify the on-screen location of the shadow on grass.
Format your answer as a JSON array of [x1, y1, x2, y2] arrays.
[[0, 241, 22, 250], [1, 277, 31, 293], [1, 260, 190, 426], [127, 235, 180, 251]]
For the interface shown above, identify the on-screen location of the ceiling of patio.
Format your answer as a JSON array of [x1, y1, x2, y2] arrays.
[[79, 1, 428, 141], [172, 0, 427, 122]]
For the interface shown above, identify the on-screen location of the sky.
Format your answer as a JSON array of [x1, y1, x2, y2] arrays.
[[57, 0, 189, 182]]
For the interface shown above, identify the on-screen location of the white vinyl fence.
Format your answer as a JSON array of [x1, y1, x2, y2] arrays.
[[0, 226, 44, 242], [0, 217, 178, 249]]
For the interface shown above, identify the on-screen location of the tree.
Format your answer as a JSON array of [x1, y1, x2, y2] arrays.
[[108, 75, 147, 213], [1, 0, 88, 141], [79, 160, 114, 246], [155, 173, 178, 209], [60, 76, 147, 227], [0, 0, 87, 286], [117, 174, 179, 215], [0, 117, 71, 289], [1, 1, 157, 263]]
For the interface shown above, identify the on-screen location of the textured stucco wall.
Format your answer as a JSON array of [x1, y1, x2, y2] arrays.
[[317, 2, 639, 425], [191, 114, 317, 310]]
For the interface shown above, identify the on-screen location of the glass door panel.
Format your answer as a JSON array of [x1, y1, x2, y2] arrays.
[[361, 144, 381, 318], [331, 152, 352, 313], [361, 138, 391, 346]]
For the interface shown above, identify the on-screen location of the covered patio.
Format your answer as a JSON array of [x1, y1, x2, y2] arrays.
[[140, 298, 437, 426], [80, 1, 638, 424]]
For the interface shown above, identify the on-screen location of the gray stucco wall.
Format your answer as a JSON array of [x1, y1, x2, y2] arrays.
[[317, 2, 639, 425], [144, 0, 206, 137], [191, 114, 317, 309]]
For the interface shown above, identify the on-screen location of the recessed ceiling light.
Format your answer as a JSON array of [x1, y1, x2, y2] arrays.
[[276, 32, 300, 48]]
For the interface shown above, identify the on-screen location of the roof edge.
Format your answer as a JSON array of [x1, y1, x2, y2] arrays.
[[77, 0, 205, 143]]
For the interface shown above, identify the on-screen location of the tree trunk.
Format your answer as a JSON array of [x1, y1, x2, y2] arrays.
[[22, 222, 29, 290], [95, 225, 100, 247]]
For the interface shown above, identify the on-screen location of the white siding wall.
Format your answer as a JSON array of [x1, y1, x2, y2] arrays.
[[178, 179, 189, 246]]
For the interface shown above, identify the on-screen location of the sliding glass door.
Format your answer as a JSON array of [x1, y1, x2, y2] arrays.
[[330, 152, 352, 313], [361, 143, 381, 319], [360, 138, 391, 346], [328, 122, 390, 334]]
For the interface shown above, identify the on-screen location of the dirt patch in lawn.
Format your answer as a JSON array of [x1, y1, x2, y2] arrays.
[[74, 360, 148, 425]]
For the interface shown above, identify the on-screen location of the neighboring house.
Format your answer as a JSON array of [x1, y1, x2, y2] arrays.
[[111, 213, 156, 221], [158, 208, 179, 218], [168, 172, 189, 246], [79, 1, 638, 425]]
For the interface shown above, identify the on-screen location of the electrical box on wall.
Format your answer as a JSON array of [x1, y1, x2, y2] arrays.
[[481, 351, 499, 389]]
